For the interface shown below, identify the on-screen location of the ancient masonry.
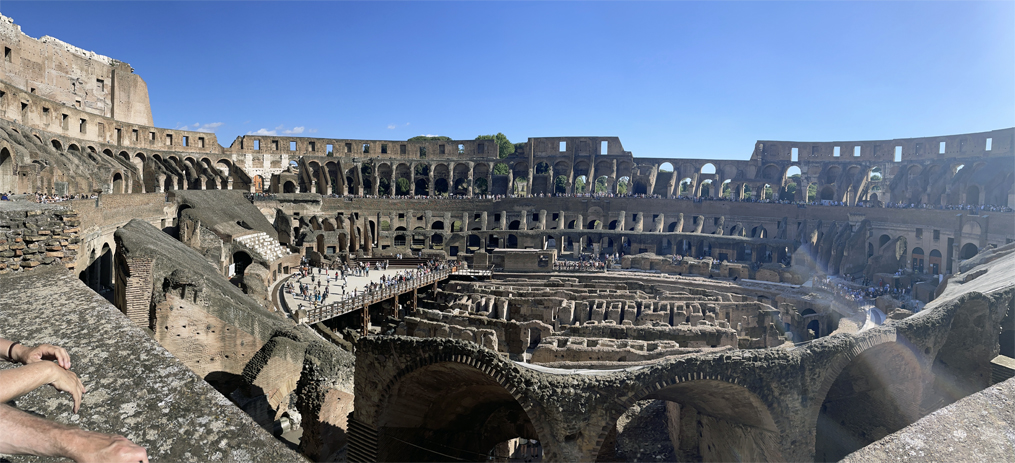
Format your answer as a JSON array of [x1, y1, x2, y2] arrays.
[[0, 13, 1012, 463]]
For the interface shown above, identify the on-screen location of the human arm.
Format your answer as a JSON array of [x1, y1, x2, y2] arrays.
[[0, 403, 149, 463], [0, 361, 86, 413], [1, 338, 72, 370]]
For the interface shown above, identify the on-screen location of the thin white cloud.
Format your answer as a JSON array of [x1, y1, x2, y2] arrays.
[[247, 128, 277, 136], [245, 124, 314, 136], [175, 122, 223, 133], [387, 124, 397, 130]]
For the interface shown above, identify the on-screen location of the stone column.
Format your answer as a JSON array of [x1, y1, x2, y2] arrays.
[[617, 211, 626, 231], [557, 211, 565, 230], [576, 214, 583, 230], [481, 211, 488, 231], [500, 211, 507, 230], [539, 210, 547, 230], [520, 210, 528, 231], [634, 213, 643, 232], [467, 161, 475, 198]]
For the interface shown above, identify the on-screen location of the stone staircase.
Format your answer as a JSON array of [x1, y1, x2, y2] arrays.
[[234, 232, 291, 262]]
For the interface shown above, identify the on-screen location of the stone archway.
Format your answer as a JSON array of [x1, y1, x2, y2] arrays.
[[0, 147, 14, 194], [371, 361, 546, 462], [595, 378, 781, 462]]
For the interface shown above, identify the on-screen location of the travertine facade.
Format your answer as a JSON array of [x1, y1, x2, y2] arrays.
[[0, 13, 1012, 463]]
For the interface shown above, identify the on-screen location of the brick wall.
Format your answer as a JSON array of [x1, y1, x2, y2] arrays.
[[116, 254, 153, 327]]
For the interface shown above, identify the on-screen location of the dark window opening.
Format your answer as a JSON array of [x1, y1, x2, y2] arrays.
[[477, 143, 485, 154], [400, 144, 407, 155], [439, 144, 445, 154], [381, 144, 387, 154], [345, 143, 352, 153]]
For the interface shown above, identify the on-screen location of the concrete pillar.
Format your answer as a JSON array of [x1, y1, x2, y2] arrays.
[[520, 210, 528, 231], [481, 211, 488, 231], [634, 213, 643, 232], [576, 214, 584, 230], [500, 211, 507, 230], [617, 211, 626, 231]]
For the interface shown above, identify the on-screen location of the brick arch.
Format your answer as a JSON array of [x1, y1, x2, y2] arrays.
[[591, 364, 781, 461], [807, 327, 928, 461], [372, 351, 554, 460]]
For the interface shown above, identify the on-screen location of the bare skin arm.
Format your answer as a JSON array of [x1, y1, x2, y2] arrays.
[[0, 403, 149, 463], [2, 339, 73, 369], [0, 361, 86, 412]]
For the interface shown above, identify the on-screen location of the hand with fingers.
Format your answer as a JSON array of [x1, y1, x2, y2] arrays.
[[15, 343, 73, 370]]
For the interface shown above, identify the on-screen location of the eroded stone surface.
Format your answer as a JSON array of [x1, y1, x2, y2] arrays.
[[0, 267, 300, 462]]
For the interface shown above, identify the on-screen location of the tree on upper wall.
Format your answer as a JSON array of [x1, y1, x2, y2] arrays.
[[493, 163, 510, 176], [554, 175, 568, 194], [396, 178, 411, 195], [474, 177, 488, 194], [408, 135, 452, 142], [615, 179, 628, 195], [476, 133, 514, 159], [808, 184, 817, 201], [680, 179, 691, 194], [595, 176, 609, 193], [574, 176, 587, 193]]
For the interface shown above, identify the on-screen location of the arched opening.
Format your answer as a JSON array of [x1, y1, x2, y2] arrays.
[[0, 148, 14, 194], [700, 163, 716, 175], [631, 179, 648, 195], [232, 251, 252, 277], [507, 234, 518, 249], [878, 234, 891, 249], [283, 181, 296, 194], [959, 242, 978, 260], [508, 220, 520, 231], [433, 177, 449, 195], [98, 244, 113, 300], [815, 342, 924, 462], [394, 235, 407, 247], [928, 249, 942, 275], [807, 320, 821, 338], [430, 234, 444, 248], [111, 173, 124, 194], [467, 234, 482, 252], [377, 362, 541, 462], [430, 221, 445, 231], [965, 185, 979, 205], [820, 185, 835, 201], [597, 380, 780, 462], [911, 247, 925, 273], [699, 180, 712, 197], [574, 175, 589, 194], [414, 178, 429, 196]]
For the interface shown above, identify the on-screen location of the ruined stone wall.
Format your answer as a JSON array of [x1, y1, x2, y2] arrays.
[[0, 204, 79, 274], [0, 14, 153, 126]]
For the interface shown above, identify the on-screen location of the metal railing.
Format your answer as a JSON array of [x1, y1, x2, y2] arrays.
[[302, 267, 456, 324]]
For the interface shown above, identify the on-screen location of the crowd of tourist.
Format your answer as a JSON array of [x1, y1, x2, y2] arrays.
[[286, 257, 454, 311], [813, 274, 913, 311], [242, 188, 1013, 213], [0, 191, 99, 203]]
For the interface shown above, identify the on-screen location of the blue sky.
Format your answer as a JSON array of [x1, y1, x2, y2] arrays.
[[2, 1, 1012, 160]]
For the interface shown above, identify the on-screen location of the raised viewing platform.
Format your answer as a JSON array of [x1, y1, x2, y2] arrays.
[[285, 266, 477, 326]]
